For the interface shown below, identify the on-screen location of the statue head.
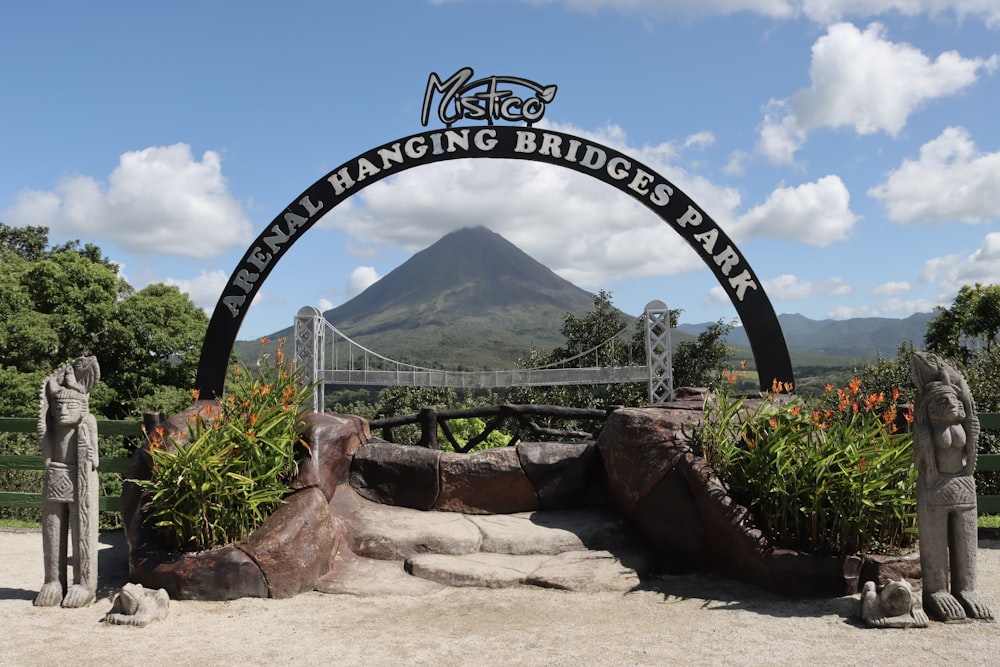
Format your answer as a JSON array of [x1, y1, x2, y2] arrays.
[[50, 387, 87, 426], [917, 380, 965, 426]]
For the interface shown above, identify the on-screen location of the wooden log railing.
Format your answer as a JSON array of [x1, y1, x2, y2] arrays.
[[368, 403, 616, 453]]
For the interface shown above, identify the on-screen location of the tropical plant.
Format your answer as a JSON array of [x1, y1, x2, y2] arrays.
[[136, 339, 313, 552], [696, 376, 917, 556]]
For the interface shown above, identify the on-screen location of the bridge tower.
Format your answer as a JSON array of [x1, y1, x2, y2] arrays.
[[643, 300, 673, 403]]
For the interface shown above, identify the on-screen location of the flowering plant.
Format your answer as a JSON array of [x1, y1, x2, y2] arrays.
[[696, 375, 916, 556], [137, 338, 314, 552]]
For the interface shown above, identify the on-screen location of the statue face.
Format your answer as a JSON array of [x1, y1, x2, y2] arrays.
[[53, 397, 83, 425], [928, 388, 964, 425]]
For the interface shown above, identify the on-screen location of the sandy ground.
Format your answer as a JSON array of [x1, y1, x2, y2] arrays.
[[1, 529, 998, 667]]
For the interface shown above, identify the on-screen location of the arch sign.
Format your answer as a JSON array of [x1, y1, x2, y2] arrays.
[[195, 68, 794, 398]]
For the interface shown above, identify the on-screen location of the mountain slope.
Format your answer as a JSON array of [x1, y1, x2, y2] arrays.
[[250, 227, 600, 369]]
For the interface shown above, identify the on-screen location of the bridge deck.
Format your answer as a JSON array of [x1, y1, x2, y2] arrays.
[[318, 366, 649, 388]]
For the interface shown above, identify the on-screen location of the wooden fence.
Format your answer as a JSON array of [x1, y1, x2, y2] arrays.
[[0, 417, 143, 514], [1, 411, 999, 515]]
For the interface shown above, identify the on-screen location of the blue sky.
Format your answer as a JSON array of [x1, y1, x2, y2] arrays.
[[2, 1, 999, 340]]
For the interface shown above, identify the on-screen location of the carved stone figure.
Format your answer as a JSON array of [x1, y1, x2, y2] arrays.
[[911, 350, 994, 623], [33, 356, 101, 608], [103, 583, 170, 627], [860, 579, 928, 628]]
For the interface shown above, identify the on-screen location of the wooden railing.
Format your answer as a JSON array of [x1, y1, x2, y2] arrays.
[[368, 403, 613, 453], [975, 413, 1000, 514], [1, 410, 999, 514], [0, 417, 144, 514]]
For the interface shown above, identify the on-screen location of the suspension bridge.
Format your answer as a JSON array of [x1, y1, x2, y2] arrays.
[[293, 301, 674, 412]]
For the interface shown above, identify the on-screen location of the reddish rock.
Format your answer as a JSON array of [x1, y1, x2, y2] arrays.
[[516, 441, 609, 509], [123, 403, 364, 600], [633, 466, 707, 570], [293, 412, 369, 501], [434, 448, 538, 514], [130, 542, 268, 601], [597, 404, 703, 515], [350, 440, 442, 510], [243, 487, 337, 598]]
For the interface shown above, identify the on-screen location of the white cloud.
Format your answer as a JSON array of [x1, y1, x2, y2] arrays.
[[870, 280, 911, 296], [921, 231, 1000, 297], [765, 273, 852, 299], [707, 273, 850, 305], [318, 298, 334, 312], [2, 144, 254, 258], [869, 126, 1000, 224], [732, 175, 858, 245], [802, 0, 1000, 27], [435, 0, 1000, 25], [346, 266, 382, 298], [318, 122, 740, 288], [163, 270, 230, 312], [757, 23, 996, 164], [826, 297, 939, 319]]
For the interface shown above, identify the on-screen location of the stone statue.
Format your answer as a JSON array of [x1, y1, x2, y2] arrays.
[[33, 356, 101, 608], [103, 583, 170, 627], [911, 350, 993, 623], [860, 579, 928, 628]]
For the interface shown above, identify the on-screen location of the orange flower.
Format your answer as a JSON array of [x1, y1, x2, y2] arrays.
[[848, 378, 861, 396], [249, 413, 258, 426], [260, 336, 269, 345], [858, 456, 866, 470], [190, 388, 201, 401], [740, 359, 748, 369], [791, 405, 801, 417], [768, 417, 778, 429], [825, 383, 835, 394]]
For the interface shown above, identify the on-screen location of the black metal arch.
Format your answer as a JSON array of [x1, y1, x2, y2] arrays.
[[195, 126, 793, 397]]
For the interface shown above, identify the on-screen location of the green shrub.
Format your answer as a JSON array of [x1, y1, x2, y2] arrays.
[[696, 376, 917, 556], [136, 339, 312, 552]]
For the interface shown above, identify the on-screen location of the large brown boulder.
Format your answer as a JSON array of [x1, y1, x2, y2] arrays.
[[123, 407, 368, 600], [597, 402, 856, 596]]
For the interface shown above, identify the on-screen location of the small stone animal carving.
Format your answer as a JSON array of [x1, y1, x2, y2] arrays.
[[103, 583, 170, 627], [860, 579, 928, 628]]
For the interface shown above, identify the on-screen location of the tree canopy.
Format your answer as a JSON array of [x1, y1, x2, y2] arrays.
[[925, 283, 1000, 364], [0, 222, 208, 418]]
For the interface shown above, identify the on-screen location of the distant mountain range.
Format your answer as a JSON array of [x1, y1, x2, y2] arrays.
[[678, 312, 933, 362], [240, 226, 932, 369]]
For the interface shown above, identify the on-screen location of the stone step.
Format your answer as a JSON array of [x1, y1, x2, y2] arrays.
[[321, 486, 654, 594], [333, 484, 636, 561]]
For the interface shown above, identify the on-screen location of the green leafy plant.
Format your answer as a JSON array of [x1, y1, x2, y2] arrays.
[[136, 338, 313, 552], [438, 416, 512, 452], [697, 374, 917, 556]]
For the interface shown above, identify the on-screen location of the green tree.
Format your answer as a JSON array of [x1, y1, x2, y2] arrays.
[[925, 283, 1000, 364], [92, 284, 209, 418], [508, 290, 648, 410], [672, 318, 735, 389], [0, 223, 208, 418]]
